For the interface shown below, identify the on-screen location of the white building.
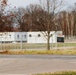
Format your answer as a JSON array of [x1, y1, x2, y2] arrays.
[[27, 31, 64, 43], [0, 32, 27, 43], [0, 31, 64, 43]]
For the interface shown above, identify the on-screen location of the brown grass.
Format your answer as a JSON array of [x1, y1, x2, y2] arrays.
[[0, 49, 76, 55]]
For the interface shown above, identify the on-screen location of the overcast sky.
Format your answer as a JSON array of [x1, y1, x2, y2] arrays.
[[8, 0, 76, 8], [8, 0, 40, 8]]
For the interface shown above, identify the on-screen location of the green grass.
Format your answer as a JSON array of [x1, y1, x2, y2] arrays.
[[33, 71, 76, 75]]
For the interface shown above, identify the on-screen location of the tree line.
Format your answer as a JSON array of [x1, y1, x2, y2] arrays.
[[0, 0, 76, 37]]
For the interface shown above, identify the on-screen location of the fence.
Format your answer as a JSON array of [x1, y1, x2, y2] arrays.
[[0, 42, 76, 50], [0, 35, 75, 50]]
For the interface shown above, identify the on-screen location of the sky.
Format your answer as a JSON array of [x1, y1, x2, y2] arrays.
[[8, 0, 40, 8], [7, 0, 76, 8]]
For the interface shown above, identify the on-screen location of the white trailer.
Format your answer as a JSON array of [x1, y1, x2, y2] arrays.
[[0, 32, 27, 43], [0, 31, 64, 43], [27, 31, 64, 43]]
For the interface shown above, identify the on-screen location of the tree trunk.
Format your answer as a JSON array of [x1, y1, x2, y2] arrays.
[[47, 31, 50, 50]]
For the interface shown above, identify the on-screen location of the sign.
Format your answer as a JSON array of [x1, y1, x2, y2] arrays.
[[57, 37, 64, 42]]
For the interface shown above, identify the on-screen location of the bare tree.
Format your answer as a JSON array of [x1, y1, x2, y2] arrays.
[[11, 7, 30, 31], [39, 0, 64, 50], [0, 0, 12, 32], [21, 0, 64, 50], [72, 11, 76, 36], [24, 4, 48, 31], [0, 0, 8, 15], [71, 3, 76, 36], [58, 3, 76, 38]]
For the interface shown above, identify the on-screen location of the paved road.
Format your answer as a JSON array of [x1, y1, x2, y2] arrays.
[[0, 55, 76, 75], [0, 55, 76, 59]]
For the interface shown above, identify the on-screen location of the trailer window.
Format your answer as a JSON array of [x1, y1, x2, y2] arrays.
[[24, 35, 26, 38], [29, 34, 32, 37], [38, 34, 41, 37], [17, 35, 19, 39]]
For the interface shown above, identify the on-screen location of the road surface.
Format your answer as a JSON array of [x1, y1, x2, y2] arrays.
[[0, 55, 76, 75]]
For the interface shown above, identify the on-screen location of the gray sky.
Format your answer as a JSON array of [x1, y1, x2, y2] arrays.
[[8, 0, 40, 8], [8, 0, 76, 8]]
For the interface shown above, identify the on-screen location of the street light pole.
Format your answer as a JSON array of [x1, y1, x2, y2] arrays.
[[0, 34, 3, 50], [20, 33, 22, 50]]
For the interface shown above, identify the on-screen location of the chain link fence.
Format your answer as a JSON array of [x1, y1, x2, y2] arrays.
[[0, 42, 76, 51], [0, 36, 75, 50]]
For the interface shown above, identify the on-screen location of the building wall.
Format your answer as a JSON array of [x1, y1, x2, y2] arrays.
[[0, 32, 15, 42], [14, 32, 27, 42], [0, 32, 27, 43], [27, 32, 47, 43], [27, 31, 63, 43], [0, 31, 63, 43]]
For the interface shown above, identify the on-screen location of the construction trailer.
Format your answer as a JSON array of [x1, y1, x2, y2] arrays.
[[0, 32, 27, 43], [27, 31, 64, 43]]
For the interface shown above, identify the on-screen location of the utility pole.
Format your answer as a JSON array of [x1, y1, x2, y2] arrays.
[[20, 33, 22, 50]]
